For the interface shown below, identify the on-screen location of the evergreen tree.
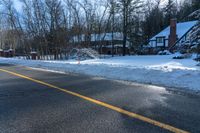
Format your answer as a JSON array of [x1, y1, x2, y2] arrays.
[[142, 0, 164, 44], [163, 0, 178, 26]]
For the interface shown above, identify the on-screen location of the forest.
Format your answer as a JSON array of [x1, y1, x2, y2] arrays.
[[0, 0, 199, 59]]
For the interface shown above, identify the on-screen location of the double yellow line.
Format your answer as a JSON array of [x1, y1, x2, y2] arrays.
[[0, 68, 189, 133]]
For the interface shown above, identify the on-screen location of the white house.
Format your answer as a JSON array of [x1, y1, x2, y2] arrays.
[[147, 19, 198, 50]]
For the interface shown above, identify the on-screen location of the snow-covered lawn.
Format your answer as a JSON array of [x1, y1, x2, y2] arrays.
[[0, 55, 200, 91]]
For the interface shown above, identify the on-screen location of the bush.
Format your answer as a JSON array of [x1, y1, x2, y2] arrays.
[[194, 54, 200, 62], [158, 50, 171, 55], [197, 44, 200, 54], [173, 53, 192, 59], [173, 56, 184, 59]]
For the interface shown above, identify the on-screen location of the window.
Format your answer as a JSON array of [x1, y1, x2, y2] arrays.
[[156, 37, 164, 43]]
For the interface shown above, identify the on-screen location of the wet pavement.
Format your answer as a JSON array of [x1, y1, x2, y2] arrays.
[[0, 64, 200, 133]]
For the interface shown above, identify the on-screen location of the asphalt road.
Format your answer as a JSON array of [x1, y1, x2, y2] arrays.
[[0, 64, 200, 133]]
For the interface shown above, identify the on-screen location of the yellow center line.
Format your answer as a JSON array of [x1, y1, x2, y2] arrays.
[[0, 68, 189, 133]]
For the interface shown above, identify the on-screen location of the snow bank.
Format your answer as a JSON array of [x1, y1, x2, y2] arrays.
[[0, 55, 200, 91]]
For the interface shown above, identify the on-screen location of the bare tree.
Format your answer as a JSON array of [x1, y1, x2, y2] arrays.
[[0, 0, 23, 52]]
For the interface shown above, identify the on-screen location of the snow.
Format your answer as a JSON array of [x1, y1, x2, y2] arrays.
[[102, 44, 129, 48], [30, 51, 37, 54], [0, 55, 200, 91], [71, 32, 131, 46], [150, 21, 198, 41], [91, 32, 123, 41], [72, 32, 124, 42], [157, 50, 171, 55]]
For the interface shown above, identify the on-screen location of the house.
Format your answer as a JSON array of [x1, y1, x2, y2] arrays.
[[70, 32, 131, 55], [146, 19, 198, 53]]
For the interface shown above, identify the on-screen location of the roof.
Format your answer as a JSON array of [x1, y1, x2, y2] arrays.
[[72, 32, 125, 42], [150, 20, 198, 41], [91, 32, 124, 41], [102, 44, 129, 48]]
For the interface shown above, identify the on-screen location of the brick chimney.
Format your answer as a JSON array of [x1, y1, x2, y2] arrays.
[[168, 18, 177, 49]]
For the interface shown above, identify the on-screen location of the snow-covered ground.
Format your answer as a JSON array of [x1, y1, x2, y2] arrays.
[[0, 55, 200, 91]]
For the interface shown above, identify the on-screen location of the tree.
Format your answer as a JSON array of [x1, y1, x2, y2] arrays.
[[142, 0, 164, 44], [163, 0, 178, 26], [45, 0, 64, 59], [189, 9, 200, 55], [0, 0, 23, 51], [108, 0, 117, 56], [117, 0, 143, 56], [65, 0, 83, 44]]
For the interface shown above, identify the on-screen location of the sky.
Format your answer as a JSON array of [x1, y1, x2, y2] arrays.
[[13, 0, 23, 12], [12, 0, 184, 12]]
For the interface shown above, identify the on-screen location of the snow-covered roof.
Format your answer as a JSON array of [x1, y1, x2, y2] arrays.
[[102, 44, 129, 48], [30, 51, 37, 54], [71, 32, 125, 42], [92, 32, 124, 41], [150, 20, 198, 41]]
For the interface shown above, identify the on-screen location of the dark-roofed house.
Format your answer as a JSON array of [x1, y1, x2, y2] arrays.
[[146, 19, 198, 53]]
